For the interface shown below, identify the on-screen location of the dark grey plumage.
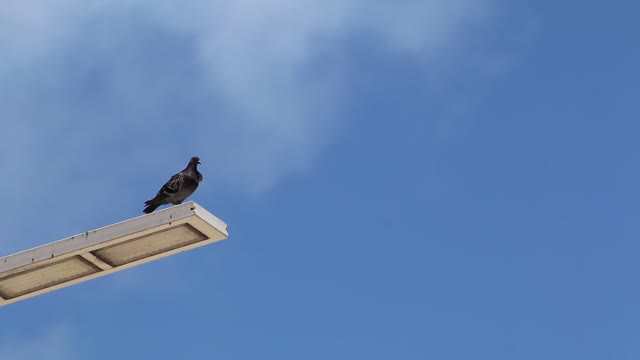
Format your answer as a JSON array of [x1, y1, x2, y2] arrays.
[[143, 156, 203, 214]]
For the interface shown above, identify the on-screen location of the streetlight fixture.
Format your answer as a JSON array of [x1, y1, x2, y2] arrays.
[[0, 201, 228, 306]]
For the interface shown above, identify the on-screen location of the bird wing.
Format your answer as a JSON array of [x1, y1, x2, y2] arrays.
[[160, 173, 184, 195]]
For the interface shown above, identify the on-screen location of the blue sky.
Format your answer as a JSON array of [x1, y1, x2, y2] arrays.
[[1, 1, 639, 359]]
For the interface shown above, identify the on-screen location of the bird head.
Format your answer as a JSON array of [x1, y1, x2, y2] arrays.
[[190, 156, 201, 165]]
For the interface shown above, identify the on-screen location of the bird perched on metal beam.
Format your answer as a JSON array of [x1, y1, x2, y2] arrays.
[[143, 156, 203, 214]]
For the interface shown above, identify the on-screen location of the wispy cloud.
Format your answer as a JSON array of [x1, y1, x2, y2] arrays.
[[0, 0, 496, 250], [0, 323, 74, 360]]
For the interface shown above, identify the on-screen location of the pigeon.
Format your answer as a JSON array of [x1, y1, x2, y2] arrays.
[[143, 156, 203, 214]]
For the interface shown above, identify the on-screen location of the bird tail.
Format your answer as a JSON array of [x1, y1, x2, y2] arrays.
[[143, 199, 161, 214]]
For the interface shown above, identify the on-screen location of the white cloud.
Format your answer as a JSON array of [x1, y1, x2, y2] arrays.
[[0, 0, 496, 250]]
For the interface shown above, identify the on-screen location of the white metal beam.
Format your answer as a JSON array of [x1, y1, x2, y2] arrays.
[[0, 201, 228, 306]]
